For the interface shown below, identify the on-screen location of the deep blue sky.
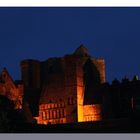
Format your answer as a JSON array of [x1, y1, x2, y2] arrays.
[[0, 7, 140, 83]]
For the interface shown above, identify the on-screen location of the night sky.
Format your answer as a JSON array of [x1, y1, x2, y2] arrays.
[[0, 7, 140, 83]]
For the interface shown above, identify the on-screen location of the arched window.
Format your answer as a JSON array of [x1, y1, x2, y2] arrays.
[[62, 109, 65, 117], [48, 104, 50, 109], [57, 110, 59, 118], [60, 109, 63, 118], [59, 109, 61, 118], [53, 110, 56, 119], [49, 110, 52, 119]]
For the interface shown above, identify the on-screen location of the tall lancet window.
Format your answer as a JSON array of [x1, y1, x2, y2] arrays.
[[83, 59, 101, 105]]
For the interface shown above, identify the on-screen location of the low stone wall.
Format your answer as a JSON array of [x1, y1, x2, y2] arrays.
[[83, 104, 102, 121]]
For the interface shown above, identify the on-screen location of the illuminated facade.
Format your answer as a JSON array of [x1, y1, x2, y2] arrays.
[[0, 45, 139, 125], [21, 45, 106, 124], [0, 68, 23, 109]]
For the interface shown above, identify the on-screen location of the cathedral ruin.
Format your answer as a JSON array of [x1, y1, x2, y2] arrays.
[[20, 45, 105, 124], [0, 44, 138, 126]]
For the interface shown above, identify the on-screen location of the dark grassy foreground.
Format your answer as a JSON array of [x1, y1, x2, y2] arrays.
[[4, 116, 140, 133]]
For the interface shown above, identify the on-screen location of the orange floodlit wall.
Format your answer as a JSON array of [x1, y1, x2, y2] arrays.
[[83, 104, 102, 121], [22, 46, 106, 125], [38, 103, 66, 124], [0, 68, 23, 109]]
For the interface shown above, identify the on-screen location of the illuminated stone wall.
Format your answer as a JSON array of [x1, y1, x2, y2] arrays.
[[38, 103, 66, 124], [83, 104, 102, 121], [0, 68, 23, 109], [76, 60, 85, 122], [21, 45, 106, 124]]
